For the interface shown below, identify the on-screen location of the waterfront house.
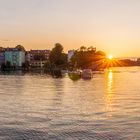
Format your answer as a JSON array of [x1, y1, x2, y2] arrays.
[[30, 60, 46, 68], [25, 51, 31, 62], [30, 50, 50, 61], [5, 48, 25, 67], [26, 49, 50, 67], [68, 50, 75, 62], [0, 48, 5, 65]]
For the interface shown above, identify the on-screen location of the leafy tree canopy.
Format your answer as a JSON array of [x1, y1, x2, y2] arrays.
[[15, 45, 26, 51], [49, 43, 67, 68]]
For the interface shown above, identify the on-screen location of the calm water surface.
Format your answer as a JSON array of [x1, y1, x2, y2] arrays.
[[0, 67, 140, 140]]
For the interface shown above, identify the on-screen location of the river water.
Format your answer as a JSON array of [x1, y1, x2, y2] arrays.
[[0, 67, 140, 140]]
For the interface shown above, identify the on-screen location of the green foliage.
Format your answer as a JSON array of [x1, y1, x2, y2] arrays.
[[49, 43, 68, 68], [6, 61, 11, 68], [44, 61, 51, 69], [1, 61, 12, 70], [71, 46, 106, 69], [15, 45, 26, 51]]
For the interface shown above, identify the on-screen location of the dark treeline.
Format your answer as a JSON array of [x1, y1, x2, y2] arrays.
[[45, 43, 140, 71], [44, 44, 107, 71], [118, 59, 140, 67], [69, 46, 106, 70], [1, 43, 140, 72], [44, 43, 67, 71]]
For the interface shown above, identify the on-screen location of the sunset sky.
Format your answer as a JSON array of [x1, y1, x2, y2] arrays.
[[0, 0, 140, 57]]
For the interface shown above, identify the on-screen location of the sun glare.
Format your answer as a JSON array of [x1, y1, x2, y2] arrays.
[[108, 55, 113, 60]]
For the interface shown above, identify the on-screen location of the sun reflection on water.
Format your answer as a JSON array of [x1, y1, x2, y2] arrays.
[[105, 69, 114, 116], [108, 69, 113, 93]]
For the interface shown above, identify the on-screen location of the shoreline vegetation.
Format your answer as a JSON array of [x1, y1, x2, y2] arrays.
[[1, 43, 140, 73]]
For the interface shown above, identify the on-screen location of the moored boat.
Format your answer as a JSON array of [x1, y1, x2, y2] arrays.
[[68, 70, 81, 81], [82, 69, 93, 79]]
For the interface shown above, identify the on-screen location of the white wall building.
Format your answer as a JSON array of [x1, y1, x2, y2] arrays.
[[68, 50, 75, 62]]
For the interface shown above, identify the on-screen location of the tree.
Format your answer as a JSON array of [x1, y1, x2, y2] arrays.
[[1, 63, 6, 71], [137, 58, 140, 62], [6, 61, 11, 68], [71, 47, 106, 70], [44, 61, 51, 69], [87, 46, 96, 52], [95, 51, 106, 56], [80, 46, 86, 52], [15, 45, 25, 51], [49, 43, 67, 68]]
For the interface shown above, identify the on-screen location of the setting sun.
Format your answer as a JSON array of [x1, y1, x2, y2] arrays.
[[108, 55, 113, 60]]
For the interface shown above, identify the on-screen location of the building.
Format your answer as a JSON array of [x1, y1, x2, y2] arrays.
[[25, 51, 31, 62], [30, 50, 50, 61], [0, 47, 50, 68], [68, 50, 75, 62], [5, 48, 25, 67], [30, 60, 46, 68], [0, 48, 5, 65], [26, 49, 50, 67]]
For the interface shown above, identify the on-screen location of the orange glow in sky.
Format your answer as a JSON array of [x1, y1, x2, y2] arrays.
[[0, 0, 140, 57], [108, 55, 114, 60]]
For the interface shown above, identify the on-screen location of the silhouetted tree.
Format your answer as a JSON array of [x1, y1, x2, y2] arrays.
[[6, 61, 11, 68], [15, 45, 25, 51], [44, 61, 51, 70], [87, 46, 96, 52], [137, 58, 140, 62], [1, 63, 6, 71], [49, 43, 67, 68], [80, 46, 86, 52], [71, 46, 106, 70]]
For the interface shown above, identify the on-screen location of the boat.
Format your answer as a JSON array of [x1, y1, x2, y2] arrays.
[[68, 70, 81, 81], [82, 69, 93, 79]]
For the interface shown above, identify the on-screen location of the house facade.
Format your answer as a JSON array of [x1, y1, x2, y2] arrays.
[[0, 48, 5, 65], [30, 50, 50, 61], [0, 47, 50, 68], [26, 50, 50, 67], [0, 52, 5, 65], [5, 48, 25, 67], [30, 60, 46, 68], [68, 50, 75, 62]]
